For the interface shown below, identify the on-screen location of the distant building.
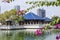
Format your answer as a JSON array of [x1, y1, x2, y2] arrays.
[[15, 5, 20, 11], [37, 9, 46, 18]]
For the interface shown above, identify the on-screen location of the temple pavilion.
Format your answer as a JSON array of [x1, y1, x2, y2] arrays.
[[4, 12, 51, 29]]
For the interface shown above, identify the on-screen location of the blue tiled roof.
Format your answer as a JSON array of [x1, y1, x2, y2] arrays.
[[24, 12, 44, 20], [44, 17, 51, 21]]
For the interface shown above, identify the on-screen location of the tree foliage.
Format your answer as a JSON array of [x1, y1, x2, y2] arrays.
[[0, 9, 25, 23], [0, 9, 16, 22], [26, 0, 60, 11], [50, 16, 60, 25], [2, 0, 14, 3]]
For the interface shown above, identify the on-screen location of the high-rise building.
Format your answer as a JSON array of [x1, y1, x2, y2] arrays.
[[15, 5, 20, 11], [37, 8, 46, 18]]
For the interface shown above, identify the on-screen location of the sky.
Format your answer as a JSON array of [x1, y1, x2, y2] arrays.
[[0, 0, 60, 18]]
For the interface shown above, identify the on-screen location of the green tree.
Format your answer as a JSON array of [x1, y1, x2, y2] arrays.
[[0, 9, 25, 23], [0, 9, 17, 23], [50, 16, 60, 25], [52, 16, 59, 21]]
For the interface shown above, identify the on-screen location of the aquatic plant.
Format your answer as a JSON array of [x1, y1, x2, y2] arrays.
[[35, 29, 42, 36], [56, 34, 60, 40]]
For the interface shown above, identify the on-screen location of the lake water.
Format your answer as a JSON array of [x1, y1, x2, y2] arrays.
[[0, 29, 60, 40]]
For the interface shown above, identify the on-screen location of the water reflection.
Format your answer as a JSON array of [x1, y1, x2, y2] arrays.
[[0, 30, 60, 40]]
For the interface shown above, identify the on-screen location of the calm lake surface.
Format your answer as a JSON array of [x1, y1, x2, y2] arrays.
[[0, 29, 59, 40]]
